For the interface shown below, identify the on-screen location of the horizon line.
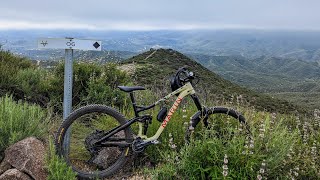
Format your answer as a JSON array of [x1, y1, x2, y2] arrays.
[[1, 27, 320, 32], [1, 21, 320, 32]]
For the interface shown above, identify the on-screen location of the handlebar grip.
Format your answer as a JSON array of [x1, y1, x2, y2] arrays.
[[172, 67, 198, 86]]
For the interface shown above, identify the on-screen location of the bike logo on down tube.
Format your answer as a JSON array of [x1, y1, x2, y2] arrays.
[[161, 97, 183, 128]]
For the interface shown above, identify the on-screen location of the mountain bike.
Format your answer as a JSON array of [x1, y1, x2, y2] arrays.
[[55, 67, 249, 179]]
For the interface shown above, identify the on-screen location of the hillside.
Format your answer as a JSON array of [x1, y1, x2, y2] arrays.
[[121, 49, 307, 114], [190, 54, 320, 92], [188, 53, 320, 109]]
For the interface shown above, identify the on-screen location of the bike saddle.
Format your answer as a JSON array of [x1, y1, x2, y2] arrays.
[[117, 86, 145, 92]]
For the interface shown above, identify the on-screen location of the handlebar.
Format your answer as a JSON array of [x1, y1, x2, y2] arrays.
[[175, 67, 196, 84], [170, 67, 199, 94]]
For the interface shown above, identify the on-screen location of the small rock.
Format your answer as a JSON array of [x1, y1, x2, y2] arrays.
[[0, 169, 32, 180], [93, 147, 121, 169], [93, 131, 125, 169]]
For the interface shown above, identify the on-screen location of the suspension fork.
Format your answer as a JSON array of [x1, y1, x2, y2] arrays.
[[191, 94, 205, 112], [190, 94, 208, 128]]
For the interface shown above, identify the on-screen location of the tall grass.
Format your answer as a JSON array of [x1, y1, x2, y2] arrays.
[[146, 106, 319, 179], [0, 95, 45, 153], [47, 137, 76, 180]]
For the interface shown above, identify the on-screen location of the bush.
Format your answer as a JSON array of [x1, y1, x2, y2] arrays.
[[47, 137, 76, 180], [49, 62, 129, 110], [0, 50, 33, 95], [15, 68, 51, 106], [0, 95, 45, 154], [0, 50, 50, 107], [0, 50, 129, 110], [148, 111, 312, 179]]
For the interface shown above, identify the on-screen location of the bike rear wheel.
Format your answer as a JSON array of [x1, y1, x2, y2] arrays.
[[55, 105, 134, 179]]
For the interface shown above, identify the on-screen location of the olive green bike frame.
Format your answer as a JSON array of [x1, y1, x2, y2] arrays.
[[137, 82, 195, 141]]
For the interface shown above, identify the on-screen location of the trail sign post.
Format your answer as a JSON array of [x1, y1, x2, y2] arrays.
[[38, 37, 102, 152]]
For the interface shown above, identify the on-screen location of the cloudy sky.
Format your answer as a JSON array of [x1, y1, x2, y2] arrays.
[[0, 0, 319, 30]]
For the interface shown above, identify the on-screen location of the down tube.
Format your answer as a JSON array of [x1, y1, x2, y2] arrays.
[[147, 94, 187, 141]]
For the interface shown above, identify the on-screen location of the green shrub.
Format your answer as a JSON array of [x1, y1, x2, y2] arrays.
[[16, 68, 47, 94], [0, 95, 45, 153], [47, 137, 76, 180], [84, 63, 128, 106], [148, 110, 305, 179], [49, 62, 129, 110], [0, 50, 33, 96], [0, 50, 51, 107], [0, 50, 129, 110], [15, 68, 51, 106]]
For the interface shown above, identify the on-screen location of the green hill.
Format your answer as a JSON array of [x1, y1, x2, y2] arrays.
[[121, 48, 307, 114], [188, 53, 320, 109], [189, 54, 320, 92]]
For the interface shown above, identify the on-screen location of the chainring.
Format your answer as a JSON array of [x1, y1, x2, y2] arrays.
[[132, 138, 145, 153]]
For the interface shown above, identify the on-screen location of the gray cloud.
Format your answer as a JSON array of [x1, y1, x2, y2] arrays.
[[1, 0, 320, 30]]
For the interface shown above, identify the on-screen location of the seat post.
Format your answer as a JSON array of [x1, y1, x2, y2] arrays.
[[129, 92, 139, 117]]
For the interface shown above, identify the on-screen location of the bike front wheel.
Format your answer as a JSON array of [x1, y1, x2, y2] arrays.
[[55, 105, 134, 179], [186, 107, 250, 142]]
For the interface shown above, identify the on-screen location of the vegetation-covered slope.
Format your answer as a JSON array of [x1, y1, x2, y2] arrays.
[[122, 48, 307, 114], [189, 53, 320, 109], [0, 50, 129, 111], [190, 54, 320, 92]]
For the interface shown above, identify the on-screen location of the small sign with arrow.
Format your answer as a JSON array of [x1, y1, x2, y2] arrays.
[[38, 38, 102, 51]]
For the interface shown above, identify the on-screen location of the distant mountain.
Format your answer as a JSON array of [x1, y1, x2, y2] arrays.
[[73, 50, 136, 63], [121, 48, 307, 114], [2, 29, 320, 62], [189, 54, 320, 93], [11, 49, 136, 63], [178, 30, 320, 61]]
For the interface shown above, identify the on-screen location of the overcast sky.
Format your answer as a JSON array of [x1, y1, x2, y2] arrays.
[[0, 0, 319, 30]]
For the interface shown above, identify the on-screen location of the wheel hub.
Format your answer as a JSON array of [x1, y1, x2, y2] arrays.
[[84, 130, 105, 154]]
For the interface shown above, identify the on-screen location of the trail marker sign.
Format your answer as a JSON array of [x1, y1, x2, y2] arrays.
[[38, 38, 102, 51], [38, 37, 102, 152]]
